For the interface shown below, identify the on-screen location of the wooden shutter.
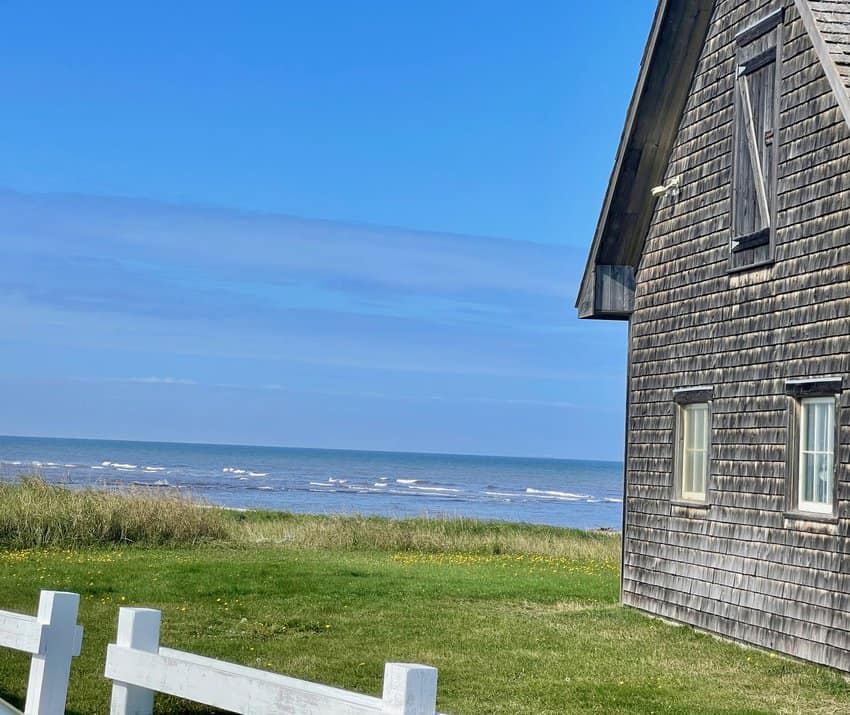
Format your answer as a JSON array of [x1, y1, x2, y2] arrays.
[[730, 10, 782, 270], [733, 51, 776, 245]]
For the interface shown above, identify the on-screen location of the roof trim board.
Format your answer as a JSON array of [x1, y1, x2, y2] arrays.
[[795, 0, 850, 127], [575, 0, 715, 319], [576, 0, 850, 320]]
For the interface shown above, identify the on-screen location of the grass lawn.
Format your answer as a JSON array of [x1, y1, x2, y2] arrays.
[[1, 539, 849, 714]]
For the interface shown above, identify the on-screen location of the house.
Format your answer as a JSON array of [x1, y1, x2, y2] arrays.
[[577, 0, 850, 670]]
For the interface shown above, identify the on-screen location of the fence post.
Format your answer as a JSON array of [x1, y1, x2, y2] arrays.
[[381, 663, 438, 715], [24, 591, 83, 715], [109, 608, 161, 715]]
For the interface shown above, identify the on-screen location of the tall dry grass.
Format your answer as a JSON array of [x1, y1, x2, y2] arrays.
[[0, 477, 228, 548], [228, 512, 621, 561], [0, 478, 620, 559]]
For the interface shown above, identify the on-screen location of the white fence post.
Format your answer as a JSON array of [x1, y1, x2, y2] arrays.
[[109, 608, 161, 715], [24, 591, 83, 715], [381, 664, 438, 715]]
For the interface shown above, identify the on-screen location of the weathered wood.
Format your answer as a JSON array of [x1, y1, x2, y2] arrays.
[[784, 376, 844, 396], [594, 265, 636, 316], [739, 73, 772, 226], [575, 0, 716, 319], [578, 0, 850, 674]]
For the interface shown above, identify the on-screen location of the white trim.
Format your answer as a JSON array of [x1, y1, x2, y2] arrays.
[[677, 402, 709, 503], [797, 396, 836, 515], [105, 607, 441, 715], [0, 591, 83, 715]]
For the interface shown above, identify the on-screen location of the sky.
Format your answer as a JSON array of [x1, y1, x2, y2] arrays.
[[0, 1, 655, 460]]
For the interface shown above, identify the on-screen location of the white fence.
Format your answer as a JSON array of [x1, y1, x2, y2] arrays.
[[0, 591, 84, 715], [104, 606, 440, 715], [0, 593, 440, 715]]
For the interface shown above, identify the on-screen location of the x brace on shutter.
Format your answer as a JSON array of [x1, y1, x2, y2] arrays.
[[738, 72, 771, 230]]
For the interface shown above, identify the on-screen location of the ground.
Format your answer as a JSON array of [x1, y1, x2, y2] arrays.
[[1, 540, 848, 714]]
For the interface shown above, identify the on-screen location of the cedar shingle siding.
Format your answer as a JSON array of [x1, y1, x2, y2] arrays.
[[578, 0, 850, 671]]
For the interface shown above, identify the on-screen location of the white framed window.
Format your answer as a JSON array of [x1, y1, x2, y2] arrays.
[[678, 402, 710, 502], [673, 388, 713, 505], [797, 396, 836, 515], [785, 377, 841, 519]]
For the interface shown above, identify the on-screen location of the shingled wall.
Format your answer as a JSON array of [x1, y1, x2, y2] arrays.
[[624, 0, 850, 670]]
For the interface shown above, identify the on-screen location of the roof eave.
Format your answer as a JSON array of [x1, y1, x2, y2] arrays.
[[575, 0, 715, 320]]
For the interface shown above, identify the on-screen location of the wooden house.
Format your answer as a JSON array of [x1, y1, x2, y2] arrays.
[[577, 0, 850, 670]]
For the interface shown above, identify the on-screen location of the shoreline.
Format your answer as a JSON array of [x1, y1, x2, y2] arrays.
[[0, 435, 624, 531]]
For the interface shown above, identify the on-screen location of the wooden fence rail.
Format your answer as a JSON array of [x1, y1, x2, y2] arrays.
[[0, 591, 83, 715], [105, 607, 440, 715]]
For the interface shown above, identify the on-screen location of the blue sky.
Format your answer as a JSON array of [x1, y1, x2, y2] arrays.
[[0, 1, 654, 459]]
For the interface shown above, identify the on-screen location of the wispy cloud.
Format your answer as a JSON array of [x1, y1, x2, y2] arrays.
[[121, 376, 197, 385], [68, 374, 619, 412], [0, 188, 626, 457], [1, 188, 580, 329]]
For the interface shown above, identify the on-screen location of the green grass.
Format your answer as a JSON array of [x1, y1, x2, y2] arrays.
[[0, 481, 848, 713]]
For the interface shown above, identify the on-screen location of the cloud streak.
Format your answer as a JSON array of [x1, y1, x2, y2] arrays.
[[0, 188, 626, 457]]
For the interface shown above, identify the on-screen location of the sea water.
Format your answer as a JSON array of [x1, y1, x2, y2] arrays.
[[0, 435, 623, 529]]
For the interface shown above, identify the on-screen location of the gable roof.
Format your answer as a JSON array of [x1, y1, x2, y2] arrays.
[[797, 1, 850, 122], [576, 0, 850, 320]]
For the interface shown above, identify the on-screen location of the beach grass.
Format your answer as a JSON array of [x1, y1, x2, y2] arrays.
[[0, 477, 229, 548], [0, 480, 848, 714], [0, 478, 618, 560], [227, 509, 619, 560]]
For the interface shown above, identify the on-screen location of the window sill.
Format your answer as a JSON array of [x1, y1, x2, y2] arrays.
[[727, 258, 774, 275], [783, 510, 838, 525], [671, 500, 710, 510], [731, 229, 770, 252]]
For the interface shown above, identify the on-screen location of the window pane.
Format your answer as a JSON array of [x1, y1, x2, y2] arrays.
[[683, 448, 695, 494], [688, 405, 706, 449], [684, 407, 695, 451], [802, 453, 815, 502], [693, 451, 705, 495], [816, 402, 831, 453], [814, 452, 832, 505], [804, 401, 817, 451], [696, 406, 706, 449]]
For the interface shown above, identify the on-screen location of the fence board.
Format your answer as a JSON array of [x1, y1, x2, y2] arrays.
[[106, 607, 440, 715]]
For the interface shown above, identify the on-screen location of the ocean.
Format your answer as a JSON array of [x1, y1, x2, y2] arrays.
[[0, 435, 623, 529]]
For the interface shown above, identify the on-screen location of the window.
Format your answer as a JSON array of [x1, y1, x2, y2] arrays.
[[798, 397, 835, 513], [730, 9, 783, 271], [786, 378, 841, 518], [673, 388, 713, 504]]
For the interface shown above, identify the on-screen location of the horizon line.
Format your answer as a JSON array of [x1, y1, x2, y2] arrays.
[[0, 433, 623, 466]]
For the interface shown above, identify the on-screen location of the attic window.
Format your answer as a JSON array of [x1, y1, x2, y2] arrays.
[[730, 9, 783, 271]]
